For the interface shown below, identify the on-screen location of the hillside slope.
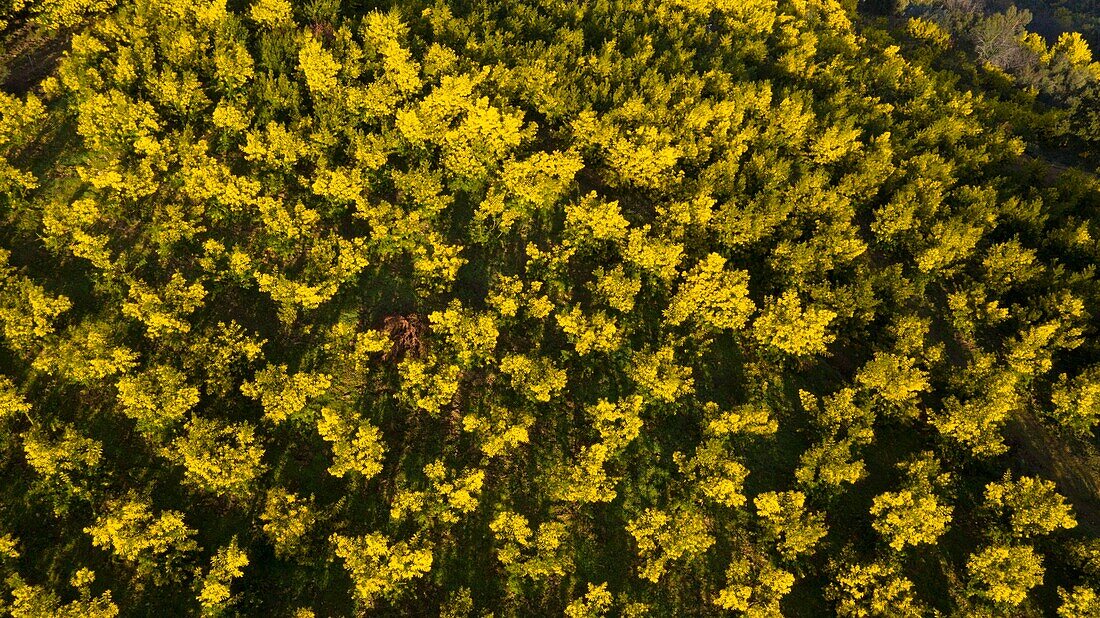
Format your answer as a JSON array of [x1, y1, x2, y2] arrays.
[[0, 0, 1098, 615]]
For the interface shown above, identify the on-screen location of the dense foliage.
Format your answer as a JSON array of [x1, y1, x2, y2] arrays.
[[0, 0, 1098, 615]]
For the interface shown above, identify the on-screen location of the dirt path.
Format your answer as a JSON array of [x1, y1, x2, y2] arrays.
[[0, 22, 68, 95]]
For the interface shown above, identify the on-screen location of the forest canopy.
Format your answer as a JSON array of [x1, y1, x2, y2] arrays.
[[0, 0, 1099, 615]]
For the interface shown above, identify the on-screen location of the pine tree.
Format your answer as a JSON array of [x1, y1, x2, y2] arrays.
[[315, 407, 386, 479], [870, 489, 953, 551], [1049, 368, 1100, 435], [629, 346, 694, 404], [1059, 586, 1100, 618], [966, 544, 1044, 608], [32, 322, 139, 384], [827, 560, 923, 617], [664, 253, 755, 332], [261, 488, 316, 559], [330, 533, 433, 608], [240, 364, 331, 424], [753, 491, 827, 558], [8, 574, 119, 618], [390, 461, 484, 526], [0, 376, 30, 421], [565, 583, 613, 618], [116, 365, 199, 439], [984, 474, 1076, 537], [713, 553, 794, 615], [23, 426, 103, 506], [84, 497, 198, 580], [249, 0, 293, 28], [752, 290, 837, 356], [490, 511, 573, 584], [198, 538, 249, 615], [165, 417, 266, 498], [299, 35, 341, 95], [626, 507, 714, 583]]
